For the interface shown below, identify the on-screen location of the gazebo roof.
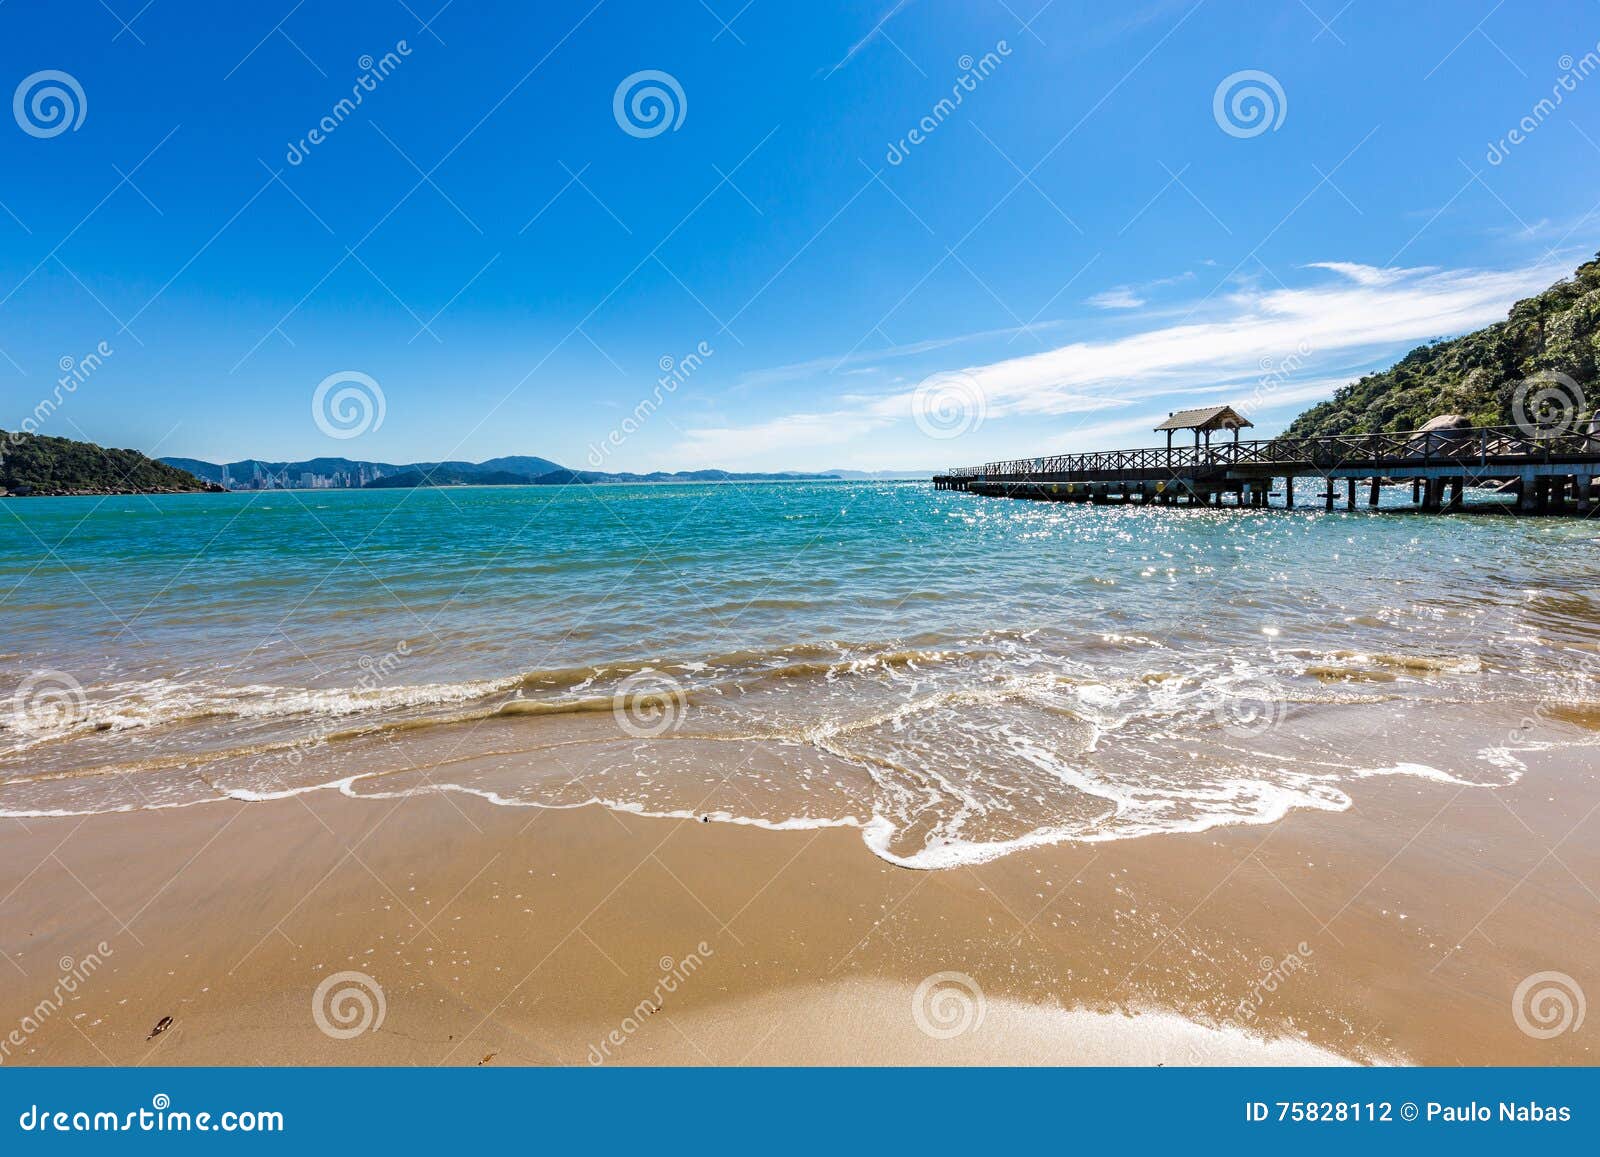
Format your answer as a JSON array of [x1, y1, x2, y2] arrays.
[[1154, 404, 1254, 433]]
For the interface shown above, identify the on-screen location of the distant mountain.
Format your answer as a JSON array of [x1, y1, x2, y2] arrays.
[[161, 452, 847, 490], [1284, 252, 1600, 437], [474, 455, 566, 477], [161, 456, 403, 488], [4, 430, 219, 496]]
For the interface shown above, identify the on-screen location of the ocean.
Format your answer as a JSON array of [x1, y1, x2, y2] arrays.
[[2, 481, 1596, 867]]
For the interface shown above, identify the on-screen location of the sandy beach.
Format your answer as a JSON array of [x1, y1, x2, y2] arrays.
[[2, 738, 1593, 1067]]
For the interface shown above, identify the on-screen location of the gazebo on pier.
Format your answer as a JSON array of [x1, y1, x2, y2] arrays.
[[1155, 404, 1254, 450]]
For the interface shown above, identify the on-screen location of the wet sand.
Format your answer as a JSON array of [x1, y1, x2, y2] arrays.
[[0, 742, 1594, 1066]]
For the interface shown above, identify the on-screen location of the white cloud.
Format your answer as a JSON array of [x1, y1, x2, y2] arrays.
[[941, 260, 1560, 420], [671, 258, 1565, 469], [1084, 270, 1196, 310], [1302, 261, 1419, 286], [1086, 286, 1145, 309], [734, 319, 1064, 392]]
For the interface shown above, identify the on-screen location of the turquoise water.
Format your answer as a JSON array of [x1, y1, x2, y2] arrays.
[[2, 482, 1597, 865]]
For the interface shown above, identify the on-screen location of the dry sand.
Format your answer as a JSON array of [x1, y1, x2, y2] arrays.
[[0, 743, 1594, 1066]]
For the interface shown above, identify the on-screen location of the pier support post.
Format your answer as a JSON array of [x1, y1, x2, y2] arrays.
[[1346, 478, 1356, 511], [1285, 476, 1294, 509], [1517, 473, 1538, 514], [1412, 478, 1422, 505], [1324, 481, 1335, 512], [1422, 478, 1443, 511], [1446, 477, 1463, 510], [1369, 477, 1380, 508], [1579, 476, 1596, 514]]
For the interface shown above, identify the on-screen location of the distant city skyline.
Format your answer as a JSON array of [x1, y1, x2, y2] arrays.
[[2, 1, 1597, 471]]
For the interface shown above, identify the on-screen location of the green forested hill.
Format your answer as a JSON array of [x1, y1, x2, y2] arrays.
[[0, 429, 216, 496], [1283, 254, 1600, 437]]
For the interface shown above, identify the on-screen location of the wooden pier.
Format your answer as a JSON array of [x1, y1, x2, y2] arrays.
[[933, 410, 1600, 515]]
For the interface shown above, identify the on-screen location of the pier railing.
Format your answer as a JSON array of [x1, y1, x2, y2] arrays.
[[949, 424, 1600, 480]]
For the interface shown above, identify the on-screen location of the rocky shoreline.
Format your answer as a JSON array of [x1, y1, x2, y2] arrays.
[[0, 482, 225, 497]]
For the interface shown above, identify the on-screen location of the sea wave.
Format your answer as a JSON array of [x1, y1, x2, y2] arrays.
[[0, 630, 1561, 868]]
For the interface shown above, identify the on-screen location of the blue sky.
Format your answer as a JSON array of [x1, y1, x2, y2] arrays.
[[1, 0, 1597, 471]]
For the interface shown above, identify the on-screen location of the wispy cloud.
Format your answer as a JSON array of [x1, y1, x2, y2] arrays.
[[825, 0, 916, 77], [1086, 286, 1145, 310], [1302, 261, 1418, 286], [733, 318, 1064, 391], [1084, 269, 1195, 310], [673, 257, 1567, 468]]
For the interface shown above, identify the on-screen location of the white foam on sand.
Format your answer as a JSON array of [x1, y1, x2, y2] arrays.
[[604, 979, 1378, 1067]]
